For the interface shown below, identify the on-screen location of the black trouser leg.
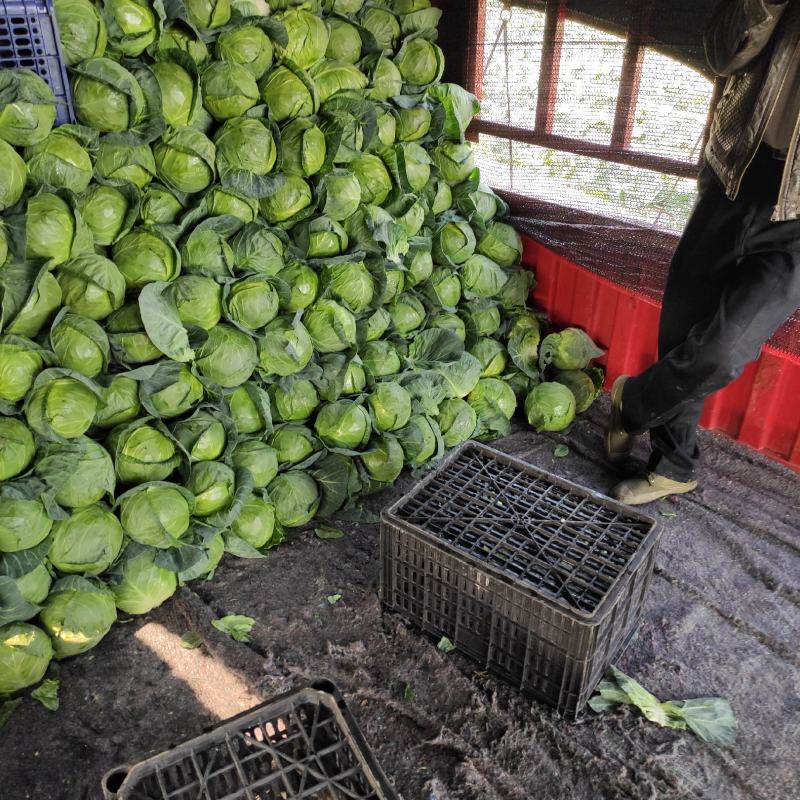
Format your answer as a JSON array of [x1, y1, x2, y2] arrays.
[[620, 147, 800, 481]]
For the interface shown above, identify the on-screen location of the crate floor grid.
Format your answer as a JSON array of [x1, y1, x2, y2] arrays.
[[111, 683, 398, 800], [390, 446, 653, 616]]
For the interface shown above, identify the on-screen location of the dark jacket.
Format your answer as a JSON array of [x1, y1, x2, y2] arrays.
[[705, 0, 800, 220]]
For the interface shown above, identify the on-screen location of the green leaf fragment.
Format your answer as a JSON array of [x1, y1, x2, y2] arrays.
[[326, 593, 342, 605], [211, 614, 256, 643], [553, 444, 569, 458], [179, 631, 203, 649], [403, 683, 414, 702], [31, 678, 59, 711], [437, 636, 455, 653], [315, 526, 346, 541], [590, 667, 736, 746]]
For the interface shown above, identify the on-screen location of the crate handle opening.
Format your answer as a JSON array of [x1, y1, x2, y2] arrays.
[[101, 766, 130, 799]]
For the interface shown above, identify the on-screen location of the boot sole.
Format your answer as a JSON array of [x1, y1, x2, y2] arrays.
[[614, 480, 698, 506]]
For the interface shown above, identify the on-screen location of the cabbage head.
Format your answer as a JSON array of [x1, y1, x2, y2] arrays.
[[35, 437, 115, 508], [394, 36, 444, 86], [270, 377, 318, 422], [524, 382, 576, 432], [0, 69, 56, 146], [217, 25, 274, 79], [269, 423, 320, 466], [186, 461, 235, 516], [276, 9, 329, 69], [258, 316, 314, 376], [268, 471, 319, 527], [232, 440, 278, 487], [71, 57, 145, 133], [360, 435, 404, 483], [185, 0, 230, 29], [54, 0, 107, 65], [539, 328, 605, 371], [431, 140, 475, 185], [360, 339, 401, 378], [279, 118, 326, 177], [259, 65, 318, 122], [227, 383, 270, 434], [433, 219, 476, 265], [108, 420, 180, 484], [321, 258, 374, 311], [230, 495, 277, 550], [201, 62, 259, 120], [25, 372, 98, 440], [50, 312, 110, 378], [0, 623, 53, 694], [477, 221, 523, 267], [226, 276, 279, 330], [0, 336, 46, 405], [39, 576, 117, 658], [368, 381, 412, 432], [113, 228, 180, 288], [109, 543, 178, 615], [173, 412, 226, 462], [49, 505, 124, 575], [166, 275, 223, 331], [0, 418, 35, 481], [77, 185, 132, 246], [314, 400, 371, 449], [154, 127, 216, 194], [259, 175, 313, 224], [94, 376, 141, 428], [150, 60, 198, 127], [119, 482, 193, 547], [305, 300, 357, 353], [25, 128, 93, 193], [436, 397, 477, 447], [195, 324, 258, 387], [397, 414, 438, 466], [0, 139, 26, 211]]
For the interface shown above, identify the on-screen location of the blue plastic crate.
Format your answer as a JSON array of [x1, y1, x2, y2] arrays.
[[0, 0, 73, 124]]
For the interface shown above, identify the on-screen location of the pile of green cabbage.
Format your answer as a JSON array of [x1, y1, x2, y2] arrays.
[[0, 0, 604, 696]]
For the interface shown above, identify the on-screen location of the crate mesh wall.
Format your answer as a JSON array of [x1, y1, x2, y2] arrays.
[[381, 443, 659, 716], [0, 0, 73, 124]]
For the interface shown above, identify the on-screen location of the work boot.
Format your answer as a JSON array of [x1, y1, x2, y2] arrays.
[[611, 472, 698, 506], [605, 375, 635, 464]]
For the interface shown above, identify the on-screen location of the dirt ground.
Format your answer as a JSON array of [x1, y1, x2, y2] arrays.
[[1, 396, 798, 800]]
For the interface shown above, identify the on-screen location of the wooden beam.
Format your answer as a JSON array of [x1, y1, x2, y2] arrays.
[[534, 0, 568, 134], [611, 0, 653, 151], [469, 118, 701, 178]]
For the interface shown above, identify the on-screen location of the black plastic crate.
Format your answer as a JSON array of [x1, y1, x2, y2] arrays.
[[381, 442, 660, 718], [102, 680, 399, 800], [0, 0, 73, 124]]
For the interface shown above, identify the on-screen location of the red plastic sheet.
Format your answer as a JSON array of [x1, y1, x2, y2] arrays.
[[524, 237, 800, 471]]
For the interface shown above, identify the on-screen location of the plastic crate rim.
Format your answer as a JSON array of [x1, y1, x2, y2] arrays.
[[382, 441, 660, 624], [103, 678, 399, 800]]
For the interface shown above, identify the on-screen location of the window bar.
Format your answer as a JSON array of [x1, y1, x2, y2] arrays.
[[610, 0, 654, 151], [534, 0, 568, 135], [469, 119, 699, 178]]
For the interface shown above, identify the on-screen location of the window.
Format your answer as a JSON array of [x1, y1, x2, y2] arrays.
[[464, 0, 719, 233]]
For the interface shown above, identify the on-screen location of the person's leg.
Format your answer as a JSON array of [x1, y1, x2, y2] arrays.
[[619, 149, 800, 484], [605, 160, 751, 467]]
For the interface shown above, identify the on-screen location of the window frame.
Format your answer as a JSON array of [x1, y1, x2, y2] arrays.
[[466, 0, 725, 180]]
